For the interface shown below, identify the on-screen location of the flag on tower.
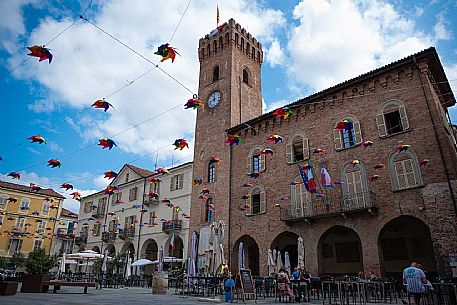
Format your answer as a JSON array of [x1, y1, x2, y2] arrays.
[[217, 5, 220, 26]]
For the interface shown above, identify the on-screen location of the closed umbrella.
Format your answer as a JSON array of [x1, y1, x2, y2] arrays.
[[238, 242, 245, 270], [158, 246, 164, 273], [272, 249, 277, 274], [187, 232, 197, 277], [124, 251, 131, 279], [276, 251, 283, 271], [284, 252, 291, 274], [267, 249, 275, 276], [58, 254, 66, 277], [297, 237, 305, 270], [101, 250, 108, 273]]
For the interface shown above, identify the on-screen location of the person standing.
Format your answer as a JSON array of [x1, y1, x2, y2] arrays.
[[403, 260, 427, 305]]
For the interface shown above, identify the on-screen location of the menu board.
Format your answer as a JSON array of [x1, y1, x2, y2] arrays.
[[236, 269, 256, 302]]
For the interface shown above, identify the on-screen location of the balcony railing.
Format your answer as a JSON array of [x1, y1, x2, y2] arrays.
[[118, 227, 135, 240], [143, 196, 159, 205], [74, 235, 88, 245], [101, 231, 117, 242], [162, 220, 182, 234], [58, 247, 74, 256], [92, 207, 106, 219], [280, 191, 377, 222]]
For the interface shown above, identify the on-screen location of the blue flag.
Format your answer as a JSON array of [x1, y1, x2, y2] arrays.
[[298, 165, 310, 192]]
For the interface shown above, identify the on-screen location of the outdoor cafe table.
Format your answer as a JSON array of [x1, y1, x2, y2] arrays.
[[290, 279, 309, 302], [184, 276, 223, 297]]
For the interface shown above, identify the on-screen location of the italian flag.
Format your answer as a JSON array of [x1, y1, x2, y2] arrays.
[[307, 161, 317, 193]]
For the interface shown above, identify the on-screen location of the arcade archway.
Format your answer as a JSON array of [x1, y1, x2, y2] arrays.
[[318, 226, 363, 275], [233, 235, 260, 275], [271, 231, 300, 272]]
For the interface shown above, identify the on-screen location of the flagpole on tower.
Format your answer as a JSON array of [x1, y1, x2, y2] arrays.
[[217, 5, 220, 27]]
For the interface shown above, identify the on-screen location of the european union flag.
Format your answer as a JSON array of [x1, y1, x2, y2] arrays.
[[298, 164, 309, 192]]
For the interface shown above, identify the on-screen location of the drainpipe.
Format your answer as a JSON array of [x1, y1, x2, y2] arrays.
[[228, 144, 233, 269], [136, 178, 147, 260], [414, 56, 457, 217]]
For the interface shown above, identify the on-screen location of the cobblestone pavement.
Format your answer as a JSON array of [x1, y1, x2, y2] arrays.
[[0, 286, 405, 305]]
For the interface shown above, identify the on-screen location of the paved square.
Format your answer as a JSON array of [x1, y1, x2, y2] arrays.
[[0, 286, 405, 305]]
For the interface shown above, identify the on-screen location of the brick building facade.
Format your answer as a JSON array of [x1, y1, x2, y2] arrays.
[[189, 19, 457, 278]]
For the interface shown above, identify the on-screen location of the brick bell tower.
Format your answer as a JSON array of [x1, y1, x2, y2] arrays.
[[189, 18, 263, 269]]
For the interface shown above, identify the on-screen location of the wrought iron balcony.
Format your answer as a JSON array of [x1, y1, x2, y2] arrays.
[[92, 207, 106, 219], [143, 196, 159, 206], [74, 235, 88, 245], [118, 227, 135, 240], [101, 231, 117, 242], [162, 220, 182, 234], [280, 191, 377, 223]]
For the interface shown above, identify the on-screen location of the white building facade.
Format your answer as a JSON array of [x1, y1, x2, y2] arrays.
[[51, 207, 78, 257], [75, 163, 193, 272]]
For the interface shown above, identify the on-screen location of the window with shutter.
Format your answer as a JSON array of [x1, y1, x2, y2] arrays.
[[42, 201, 50, 215], [0, 194, 7, 209], [260, 154, 266, 172], [170, 176, 176, 191], [286, 143, 293, 164], [260, 190, 266, 213], [252, 154, 262, 173], [33, 239, 43, 250], [246, 155, 252, 174], [246, 195, 252, 216], [353, 121, 363, 144], [394, 161, 407, 189], [251, 193, 261, 214], [208, 163, 216, 183], [16, 218, 25, 230], [376, 113, 388, 137], [404, 159, 417, 187], [129, 187, 137, 201], [179, 174, 184, 189], [333, 129, 343, 150], [399, 106, 409, 130], [20, 198, 30, 212]]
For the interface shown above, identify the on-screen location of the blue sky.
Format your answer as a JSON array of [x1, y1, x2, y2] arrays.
[[0, 0, 456, 212]]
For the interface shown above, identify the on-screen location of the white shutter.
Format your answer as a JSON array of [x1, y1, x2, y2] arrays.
[[170, 176, 175, 191], [246, 195, 252, 216], [286, 143, 293, 164], [246, 155, 252, 174], [399, 106, 409, 130], [179, 174, 184, 189], [376, 114, 388, 137], [353, 171, 364, 206], [260, 190, 266, 213], [303, 138, 310, 160], [260, 154, 266, 172], [333, 129, 343, 150], [346, 172, 355, 195], [353, 121, 363, 144], [394, 161, 407, 189], [404, 159, 417, 187]]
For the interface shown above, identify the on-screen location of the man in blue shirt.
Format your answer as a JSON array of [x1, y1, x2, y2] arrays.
[[403, 260, 427, 305]]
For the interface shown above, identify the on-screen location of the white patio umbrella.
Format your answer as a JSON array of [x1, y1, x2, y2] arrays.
[[101, 250, 108, 273], [238, 242, 245, 270], [213, 221, 226, 275], [58, 253, 66, 275], [158, 246, 164, 273], [276, 251, 284, 271], [284, 252, 291, 274], [297, 237, 305, 270], [267, 249, 275, 276], [272, 249, 277, 272], [124, 251, 131, 278], [152, 257, 183, 264], [187, 232, 197, 277], [131, 258, 153, 266]]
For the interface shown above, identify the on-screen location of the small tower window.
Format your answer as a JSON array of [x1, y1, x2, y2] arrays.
[[257, 51, 261, 62], [225, 33, 230, 45], [241, 38, 245, 51], [205, 198, 214, 222], [235, 33, 239, 46], [251, 47, 255, 60], [208, 162, 216, 183], [242, 69, 249, 84], [207, 44, 210, 57], [213, 40, 217, 53], [212, 66, 220, 82], [219, 37, 223, 50], [201, 47, 205, 59], [246, 42, 250, 55]]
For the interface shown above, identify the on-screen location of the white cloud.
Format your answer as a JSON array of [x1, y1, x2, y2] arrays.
[[433, 12, 452, 41], [28, 99, 58, 113], [263, 99, 289, 113], [286, 0, 433, 91], [6, 0, 285, 163], [48, 141, 64, 153], [93, 175, 109, 189], [414, 6, 424, 17], [265, 39, 284, 67], [0, 0, 35, 52]]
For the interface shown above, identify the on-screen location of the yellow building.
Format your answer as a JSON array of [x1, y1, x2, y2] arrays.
[[0, 180, 65, 257]]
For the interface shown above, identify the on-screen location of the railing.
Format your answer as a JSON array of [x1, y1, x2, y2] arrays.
[[143, 196, 159, 205], [162, 220, 182, 234], [281, 191, 377, 222], [118, 227, 135, 240], [58, 247, 73, 256], [74, 235, 88, 245], [102, 231, 117, 242], [92, 207, 106, 218]]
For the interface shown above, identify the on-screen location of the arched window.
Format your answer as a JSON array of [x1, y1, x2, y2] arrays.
[[334, 115, 362, 150], [286, 132, 309, 163], [207, 44, 210, 57], [205, 198, 214, 222], [208, 161, 216, 183], [388, 149, 422, 191], [212, 65, 220, 82], [213, 40, 217, 53], [247, 146, 265, 174], [241, 38, 245, 51], [377, 100, 409, 137], [242, 68, 249, 84], [290, 175, 312, 218], [219, 36, 223, 50], [341, 161, 369, 209], [246, 185, 266, 215]]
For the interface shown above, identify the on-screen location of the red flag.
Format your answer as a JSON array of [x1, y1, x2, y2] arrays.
[[217, 5, 220, 26]]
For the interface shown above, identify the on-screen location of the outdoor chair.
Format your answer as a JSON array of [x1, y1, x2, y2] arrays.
[[275, 277, 292, 303], [253, 276, 265, 299], [264, 277, 276, 298]]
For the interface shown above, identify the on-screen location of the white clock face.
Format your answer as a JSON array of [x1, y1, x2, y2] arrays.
[[208, 91, 221, 108]]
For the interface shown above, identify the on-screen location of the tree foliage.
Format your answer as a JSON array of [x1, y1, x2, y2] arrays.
[[25, 249, 57, 275]]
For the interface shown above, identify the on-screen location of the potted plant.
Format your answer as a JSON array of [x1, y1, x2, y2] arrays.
[[0, 256, 19, 296], [21, 249, 57, 293]]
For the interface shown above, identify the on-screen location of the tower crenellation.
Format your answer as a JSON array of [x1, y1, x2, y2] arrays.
[[198, 18, 263, 65]]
